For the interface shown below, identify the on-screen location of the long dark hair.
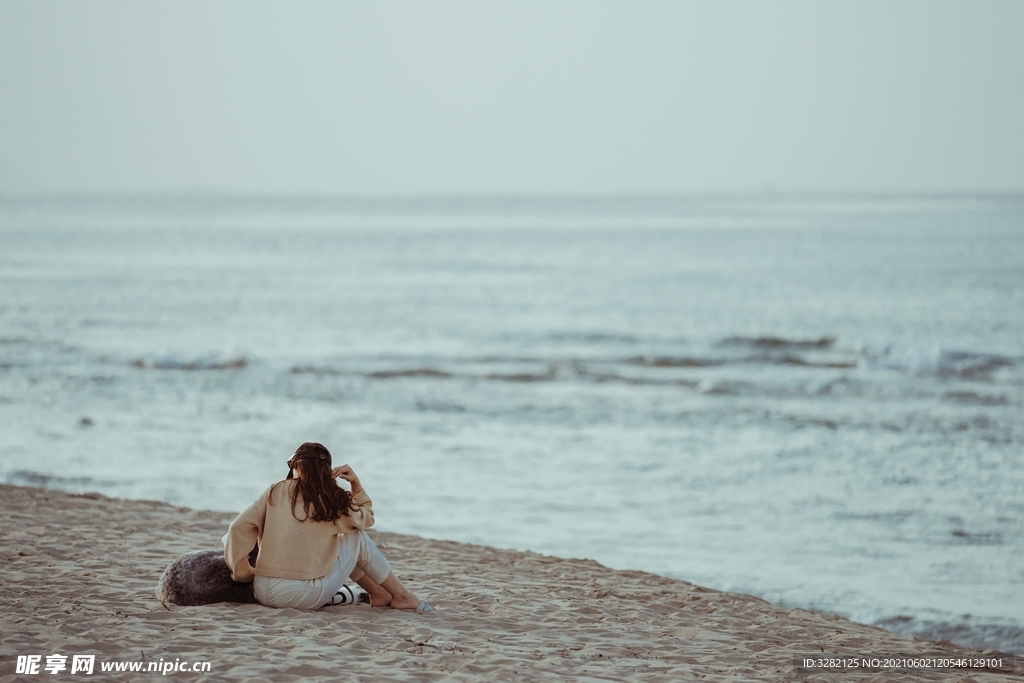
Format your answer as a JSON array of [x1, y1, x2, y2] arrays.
[[276, 442, 352, 522]]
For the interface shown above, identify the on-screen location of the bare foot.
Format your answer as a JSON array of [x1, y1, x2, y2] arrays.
[[379, 571, 428, 610], [388, 594, 422, 610]]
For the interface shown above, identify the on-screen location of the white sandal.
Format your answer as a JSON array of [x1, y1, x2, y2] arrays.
[[326, 584, 370, 607]]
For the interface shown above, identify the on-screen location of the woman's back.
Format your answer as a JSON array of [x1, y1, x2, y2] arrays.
[[226, 477, 376, 583]]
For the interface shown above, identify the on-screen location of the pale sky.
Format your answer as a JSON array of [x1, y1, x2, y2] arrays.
[[1, 1, 1022, 194]]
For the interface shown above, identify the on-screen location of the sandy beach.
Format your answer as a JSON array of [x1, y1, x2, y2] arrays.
[[0, 483, 1018, 682]]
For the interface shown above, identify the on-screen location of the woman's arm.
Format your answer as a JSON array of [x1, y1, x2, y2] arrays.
[[331, 464, 362, 495], [331, 465, 375, 530], [224, 486, 271, 582], [344, 488, 375, 529]]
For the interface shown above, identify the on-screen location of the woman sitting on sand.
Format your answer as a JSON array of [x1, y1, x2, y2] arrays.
[[224, 441, 432, 612]]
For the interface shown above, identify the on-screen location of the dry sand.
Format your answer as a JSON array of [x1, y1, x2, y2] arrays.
[[0, 483, 1019, 682]]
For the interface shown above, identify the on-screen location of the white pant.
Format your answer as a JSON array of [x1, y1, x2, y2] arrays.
[[253, 530, 392, 610]]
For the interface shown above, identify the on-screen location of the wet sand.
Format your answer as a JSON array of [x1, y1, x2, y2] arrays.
[[0, 484, 1018, 682]]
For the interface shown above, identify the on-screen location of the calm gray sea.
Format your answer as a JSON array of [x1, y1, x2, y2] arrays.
[[1, 194, 1022, 653]]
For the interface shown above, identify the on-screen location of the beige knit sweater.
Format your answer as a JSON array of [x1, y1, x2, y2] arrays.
[[225, 479, 375, 582]]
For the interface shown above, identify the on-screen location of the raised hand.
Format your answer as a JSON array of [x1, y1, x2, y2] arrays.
[[331, 464, 362, 494]]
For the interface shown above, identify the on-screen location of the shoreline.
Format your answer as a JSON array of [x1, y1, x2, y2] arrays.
[[1, 483, 1019, 682]]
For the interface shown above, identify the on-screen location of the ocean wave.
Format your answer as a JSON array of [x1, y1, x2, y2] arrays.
[[715, 337, 1021, 385], [0, 336, 37, 345], [131, 356, 248, 371], [5, 469, 105, 488], [633, 335, 862, 374], [875, 615, 1023, 656], [342, 360, 859, 396], [714, 337, 1019, 381], [415, 400, 467, 413], [574, 366, 700, 387], [485, 367, 557, 382], [696, 379, 756, 395], [290, 365, 345, 375], [368, 365, 559, 383], [545, 331, 641, 344], [358, 362, 704, 388], [949, 528, 1003, 546], [852, 343, 1017, 380], [367, 368, 455, 379], [625, 355, 721, 368], [283, 338, 1018, 397], [716, 335, 836, 350], [781, 415, 840, 431], [761, 354, 858, 369], [942, 391, 1010, 406], [932, 351, 1016, 380], [625, 352, 857, 370], [810, 376, 866, 395]]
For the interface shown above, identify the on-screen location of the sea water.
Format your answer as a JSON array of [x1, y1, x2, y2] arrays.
[[1, 194, 1022, 653]]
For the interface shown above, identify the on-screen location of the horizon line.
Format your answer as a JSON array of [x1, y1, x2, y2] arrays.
[[2, 189, 1023, 202]]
